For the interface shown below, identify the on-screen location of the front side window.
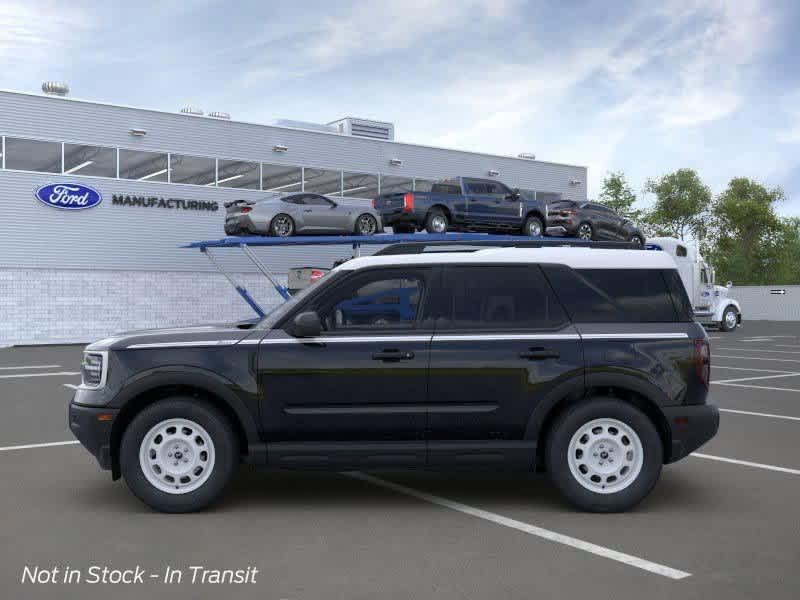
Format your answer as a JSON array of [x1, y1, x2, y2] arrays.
[[304, 194, 334, 206], [436, 266, 567, 330], [4, 137, 61, 173], [315, 272, 424, 331], [544, 266, 678, 323]]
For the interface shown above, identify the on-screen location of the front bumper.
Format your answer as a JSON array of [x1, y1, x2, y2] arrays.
[[68, 401, 119, 470], [662, 402, 719, 463]]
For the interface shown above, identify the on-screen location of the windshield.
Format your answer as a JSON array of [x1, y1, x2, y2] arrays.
[[255, 270, 345, 330]]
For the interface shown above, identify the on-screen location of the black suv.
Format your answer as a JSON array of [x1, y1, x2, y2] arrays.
[[548, 201, 645, 244], [69, 243, 717, 513]]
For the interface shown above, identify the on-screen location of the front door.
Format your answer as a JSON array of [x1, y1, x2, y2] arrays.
[[258, 267, 434, 445], [300, 194, 341, 232], [426, 264, 583, 464]]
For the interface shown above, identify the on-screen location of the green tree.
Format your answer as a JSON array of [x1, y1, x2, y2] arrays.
[[708, 178, 787, 285], [598, 171, 639, 220], [643, 169, 711, 241]]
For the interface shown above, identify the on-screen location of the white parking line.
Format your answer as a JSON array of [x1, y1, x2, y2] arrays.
[[713, 366, 795, 374], [692, 453, 800, 476], [715, 355, 800, 363], [0, 364, 62, 371], [713, 373, 800, 384], [0, 440, 79, 453], [346, 472, 691, 580], [713, 382, 800, 393], [716, 347, 800, 355], [0, 371, 80, 380], [719, 408, 800, 422]]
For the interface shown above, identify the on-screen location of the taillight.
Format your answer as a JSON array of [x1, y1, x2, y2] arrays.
[[310, 269, 325, 282], [372, 198, 377, 209], [241, 207, 252, 214], [560, 209, 577, 217], [694, 338, 710, 387], [402, 193, 414, 213]]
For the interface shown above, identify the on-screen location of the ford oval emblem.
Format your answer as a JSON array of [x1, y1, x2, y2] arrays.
[[35, 183, 103, 210]]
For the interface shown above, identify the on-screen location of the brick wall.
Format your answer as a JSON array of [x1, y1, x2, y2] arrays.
[[0, 269, 286, 346]]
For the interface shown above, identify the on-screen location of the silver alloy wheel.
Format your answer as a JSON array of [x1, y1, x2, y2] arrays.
[[430, 214, 447, 233], [357, 214, 377, 235], [139, 418, 216, 495], [526, 219, 543, 236], [630, 235, 643, 245], [272, 215, 293, 237], [577, 223, 593, 240], [724, 308, 738, 329], [567, 418, 644, 494]]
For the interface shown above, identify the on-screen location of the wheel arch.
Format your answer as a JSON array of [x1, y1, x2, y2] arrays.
[[427, 204, 452, 222], [526, 374, 671, 469], [108, 369, 259, 480], [269, 212, 295, 235]]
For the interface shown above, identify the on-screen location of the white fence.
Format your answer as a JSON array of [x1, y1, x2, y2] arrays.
[[729, 285, 800, 321]]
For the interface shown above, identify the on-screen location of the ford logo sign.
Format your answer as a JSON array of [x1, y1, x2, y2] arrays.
[[35, 183, 102, 210]]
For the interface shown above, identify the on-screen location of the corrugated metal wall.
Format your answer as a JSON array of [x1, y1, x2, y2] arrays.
[[728, 286, 800, 321], [0, 90, 587, 273]]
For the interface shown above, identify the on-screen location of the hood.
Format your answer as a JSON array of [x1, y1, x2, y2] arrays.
[[86, 322, 256, 351], [714, 285, 730, 297]]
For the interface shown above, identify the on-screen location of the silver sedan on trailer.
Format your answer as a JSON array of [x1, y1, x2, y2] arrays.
[[224, 193, 383, 237]]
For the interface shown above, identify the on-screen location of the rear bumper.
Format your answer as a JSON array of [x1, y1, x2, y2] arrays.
[[380, 210, 419, 227], [662, 402, 719, 463], [68, 401, 118, 470]]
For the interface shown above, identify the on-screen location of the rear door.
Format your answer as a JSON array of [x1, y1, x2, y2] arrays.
[[425, 264, 583, 464], [463, 180, 492, 226], [484, 181, 521, 228]]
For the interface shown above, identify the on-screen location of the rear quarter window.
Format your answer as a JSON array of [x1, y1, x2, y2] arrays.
[[430, 184, 461, 195], [542, 266, 679, 323]]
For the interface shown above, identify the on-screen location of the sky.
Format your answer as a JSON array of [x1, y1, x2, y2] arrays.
[[2, 0, 799, 215]]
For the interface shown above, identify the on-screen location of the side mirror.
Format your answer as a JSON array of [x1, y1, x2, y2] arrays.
[[726, 281, 733, 289], [291, 311, 322, 338], [507, 188, 521, 200]]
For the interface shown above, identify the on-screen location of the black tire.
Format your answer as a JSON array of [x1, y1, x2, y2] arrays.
[[545, 398, 663, 512], [576, 222, 593, 241], [630, 235, 644, 246], [392, 224, 415, 234], [523, 215, 544, 237], [355, 213, 379, 236], [120, 398, 239, 513], [270, 214, 295, 237], [425, 209, 449, 234], [720, 305, 738, 332]]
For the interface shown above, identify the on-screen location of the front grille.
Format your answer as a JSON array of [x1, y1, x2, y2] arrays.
[[81, 352, 104, 387]]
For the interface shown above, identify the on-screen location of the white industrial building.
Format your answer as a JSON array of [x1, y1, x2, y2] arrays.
[[0, 85, 588, 345]]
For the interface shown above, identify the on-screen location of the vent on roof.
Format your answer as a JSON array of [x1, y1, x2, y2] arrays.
[[209, 111, 231, 120], [42, 81, 69, 96], [180, 106, 204, 116], [329, 117, 395, 141], [518, 152, 536, 160]]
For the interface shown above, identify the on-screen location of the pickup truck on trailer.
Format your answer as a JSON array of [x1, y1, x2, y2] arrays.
[[374, 177, 549, 236]]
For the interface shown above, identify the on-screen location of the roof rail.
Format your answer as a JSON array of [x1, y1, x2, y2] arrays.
[[374, 239, 641, 255]]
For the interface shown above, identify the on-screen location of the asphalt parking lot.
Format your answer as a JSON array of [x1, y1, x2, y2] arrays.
[[2, 322, 799, 599]]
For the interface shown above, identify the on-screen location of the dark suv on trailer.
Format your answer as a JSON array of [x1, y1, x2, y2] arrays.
[[69, 243, 717, 513], [548, 200, 645, 244]]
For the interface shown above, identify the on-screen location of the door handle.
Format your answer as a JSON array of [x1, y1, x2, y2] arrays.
[[519, 348, 560, 360], [303, 209, 313, 213], [372, 350, 415, 361]]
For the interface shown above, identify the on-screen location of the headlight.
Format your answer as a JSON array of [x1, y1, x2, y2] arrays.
[[81, 351, 108, 389]]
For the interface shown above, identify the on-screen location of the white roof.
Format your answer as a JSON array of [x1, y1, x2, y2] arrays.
[[339, 247, 677, 271]]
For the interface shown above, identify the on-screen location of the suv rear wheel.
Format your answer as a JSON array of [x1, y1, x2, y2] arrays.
[[425, 209, 449, 234], [545, 398, 662, 512], [120, 397, 238, 513], [523, 215, 544, 237]]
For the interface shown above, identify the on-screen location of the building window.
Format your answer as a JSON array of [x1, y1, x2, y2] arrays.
[[217, 159, 260, 189], [170, 154, 216, 186], [380, 176, 413, 195], [262, 163, 302, 192], [342, 171, 379, 198], [119, 149, 168, 182], [304, 167, 342, 195], [4, 137, 61, 173], [63, 143, 117, 177]]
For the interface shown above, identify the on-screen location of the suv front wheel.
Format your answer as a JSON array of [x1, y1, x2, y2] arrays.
[[545, 398, 662, 512], [120, 397, 238, 513]]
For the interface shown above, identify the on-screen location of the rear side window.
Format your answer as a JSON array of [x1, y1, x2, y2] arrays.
[[436, 266, 568, 330], [663, 269, 693, 321], [543, 266, 678, 323], [431, 184, 462, 195]]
